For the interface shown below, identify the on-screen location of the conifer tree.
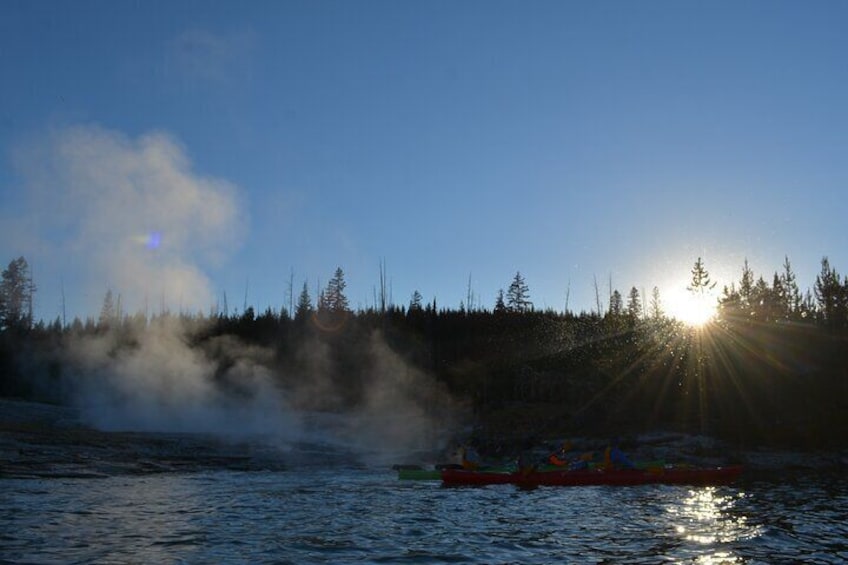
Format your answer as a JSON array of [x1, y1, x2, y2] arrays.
[[688, 257, 716, 296], [780, 256, 802, 319], [324, 267, 349, 312], [494, 289, 507, 314], [649, 286, 663, 319], [99, 289, 115, 328], [739, 259, 754, 311], [409, 290, 423, 312], [295, 282, 313, 321], [506, 272, 532, 313], [0, 256, 35, 331], [626, 287, 641, 320], [608, 289, 623, 316], [814, 257, 845, 328]]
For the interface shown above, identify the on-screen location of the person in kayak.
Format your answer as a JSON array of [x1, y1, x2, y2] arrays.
[[517, 451, 537, 476], [603, 438, 635, 470], [460, 445, 481, 470], [548, 440, 574, 466]]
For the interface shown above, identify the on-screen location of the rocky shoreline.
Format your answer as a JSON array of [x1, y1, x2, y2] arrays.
[[2, 399, 846, 479], [0, 399, 290, 479]]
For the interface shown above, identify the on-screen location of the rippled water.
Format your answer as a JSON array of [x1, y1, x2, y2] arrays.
[[2, 468, 847, 564]]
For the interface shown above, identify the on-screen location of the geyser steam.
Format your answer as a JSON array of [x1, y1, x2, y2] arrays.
[[10, 124, 463, 462], [11, 124, 246, 316]]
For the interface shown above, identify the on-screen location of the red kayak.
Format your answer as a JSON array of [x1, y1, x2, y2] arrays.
[[441, 465, 743, 487]]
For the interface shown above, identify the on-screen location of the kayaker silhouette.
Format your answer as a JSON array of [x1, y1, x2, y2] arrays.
[[460, 445, 481, 470], [603, 437, 635, 470], [548, 440, 574, 467], [517, 451, 536, 476]]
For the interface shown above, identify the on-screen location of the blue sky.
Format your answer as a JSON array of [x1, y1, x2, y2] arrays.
[[2, 0, 847, 322]]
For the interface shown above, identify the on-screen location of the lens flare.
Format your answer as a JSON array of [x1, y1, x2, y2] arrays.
[[146, 231, 162, 250]]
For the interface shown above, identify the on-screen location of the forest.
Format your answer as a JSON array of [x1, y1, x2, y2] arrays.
[[2, 256, 848, 451]]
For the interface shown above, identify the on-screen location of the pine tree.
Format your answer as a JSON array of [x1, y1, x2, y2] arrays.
[[409, 290, 423, 312], [814, 257, 845, 328], [780, 256, 801, 319], [750, 276, 775, 320], [649, 286, 663, 319], [506, 272, 532, 313], [739, 259, 754, 312], [626, 287, 641, 320], [493, 289, 507, 314], [688, 257, 716, 296], [99, 289, 115, 328], [0, 256, 36, 331], [295, 282, 313, 321], [608, 289, 623, 316], [324, 267, 349, 312]]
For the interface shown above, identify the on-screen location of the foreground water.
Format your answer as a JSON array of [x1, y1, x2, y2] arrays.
[[2, 467, 847, 564]]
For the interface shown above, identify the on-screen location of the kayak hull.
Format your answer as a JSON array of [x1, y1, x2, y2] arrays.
[[397, 463, 579, 480], [441, 465, 743, 487]]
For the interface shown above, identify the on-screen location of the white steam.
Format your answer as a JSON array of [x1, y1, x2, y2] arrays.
[[65, 318, 299, 439], [10, 124, 462, 463], [348, 332, 460, 459], [12, 124, 245, 315], [61, 324, 461, 462]]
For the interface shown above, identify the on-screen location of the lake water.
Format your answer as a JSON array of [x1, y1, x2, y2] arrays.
[[2, 468, 847, 564]]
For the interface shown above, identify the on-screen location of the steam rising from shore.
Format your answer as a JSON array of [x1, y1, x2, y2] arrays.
[[60, 321, 461, 462], [11, 124, 462, 462], [66, 318, 298, 438]]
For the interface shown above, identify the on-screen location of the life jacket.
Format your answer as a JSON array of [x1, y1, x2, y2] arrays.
[[549, 453, 567, 466]]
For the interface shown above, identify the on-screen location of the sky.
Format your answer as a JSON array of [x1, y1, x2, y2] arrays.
[[2, 0, 847, 323]]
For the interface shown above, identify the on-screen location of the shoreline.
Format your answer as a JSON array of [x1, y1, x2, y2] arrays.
[[2, 398, 846, 479]]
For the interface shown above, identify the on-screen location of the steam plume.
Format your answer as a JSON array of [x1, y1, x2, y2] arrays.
[[10, 124, 461, 464], [12, 124, 246, 316]]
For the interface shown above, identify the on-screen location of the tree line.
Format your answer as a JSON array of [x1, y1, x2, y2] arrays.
[[2, 255, 848, 449]]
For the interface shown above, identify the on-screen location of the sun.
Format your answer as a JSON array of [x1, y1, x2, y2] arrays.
[[666, 287, 718, 327]]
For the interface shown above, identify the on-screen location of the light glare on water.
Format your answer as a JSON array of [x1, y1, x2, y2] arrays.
[[2, 469, 848, 564]]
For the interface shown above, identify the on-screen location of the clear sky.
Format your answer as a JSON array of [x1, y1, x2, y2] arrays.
[[2, 0, 847, 322]]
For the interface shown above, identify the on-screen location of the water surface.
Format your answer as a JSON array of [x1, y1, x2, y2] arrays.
[[3, 469, 847, 563]]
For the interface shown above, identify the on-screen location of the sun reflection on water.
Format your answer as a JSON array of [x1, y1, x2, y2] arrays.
[[665, 487, 763, 564]]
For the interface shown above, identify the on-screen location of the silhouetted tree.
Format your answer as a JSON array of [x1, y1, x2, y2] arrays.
[[649, 286, 663, 319], [688, 257, 716, 296], [493, 289, 507, 314], [814, 257, 845, 329], [626, 287, 641, 320], [607, 290, 622, 316], [720, 283, 739, 315], [324, 267, 349, 312], [295, 282, 313, 322], [779, 256, 802, 320], [750, 276, 777, 321], [739, 259, 754, 313], [409, 290, 423, 312], [0, 256, 35, 331], [99, 289, 115, 328], [506, 272, 532, 312]]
